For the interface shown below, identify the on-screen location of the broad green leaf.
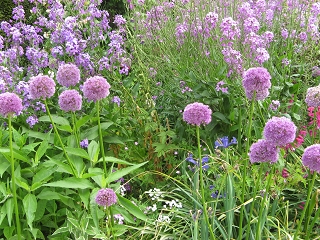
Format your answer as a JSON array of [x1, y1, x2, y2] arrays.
[[65, 147, 90, 160], [212, 112, 230, 124], [22, 128, 52, 141], [98, 156, 135, 165], [104, 136, 124, 144], [5, 198, 13, 226], [76, 115, 92, 129], [117, 194, 148, 222], [57, 125, 73, 133], [35, 139, 49, 163], [106, 162, 147, 184], [23, 194, 37, 230], [0, 148, 30, 163], [44, 177, 94, 189], [88, 140, 99, 163], [35, 199, 46, 221], [15, 177, 30, 191], [79, 189, 90, 209], [39, 115, 70, 125], [52, 226, 69, 235], [44, 156, 73, 174], [32, 166, 57, 186], [81, 122, 113, 140], [0, 160, 10, 177]]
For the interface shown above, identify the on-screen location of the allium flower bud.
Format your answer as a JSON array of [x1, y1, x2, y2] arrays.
[[263, 116, 297, 146], [249, 139, 279, 163], [58, 89, 82, 112], [82, 76, 111, 102], [0, 92, 23, 117], [95, 188, 117, 207], [302, 144, 320, 173], [29, 75, 56, 100], [305, 86, 320, 107], [183, 102, 212, 126], [56, 63, 81, 87]]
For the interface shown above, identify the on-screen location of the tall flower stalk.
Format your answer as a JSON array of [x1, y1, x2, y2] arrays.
[[0, 92, 23, 239]]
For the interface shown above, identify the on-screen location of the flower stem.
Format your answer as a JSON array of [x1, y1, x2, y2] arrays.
[[8, 116, 21, 240], [196, 126, 215, 240], [72, 112, 80, 148], [44, 100, 77, 176], [293, 171, 317, 240], [239, 93, 255, 239], [97, 100, 107, 178]]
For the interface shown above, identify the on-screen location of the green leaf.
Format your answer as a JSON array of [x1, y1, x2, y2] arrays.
[[117, 194, 148, 222], [5, 198, 13, 226], [65, 147, 90, 160], [106, 162, 147, 184], [39, 115, 70, 125], [81, 122, 113, 140], [35, 140, 49, 163], [57, 125, 73, 133], [104, 136, 124, 144], [76, 115, 92, 129], [43, 177, 94, 189], [0, 148, 30, 163], [88, 140, 99, 163], [0, 159, 10, 177], [98, 156, 135, 165], [212, 112, 230, 124], [22, 128, 53, 141], [15, 177, 30, 191], [23, 194, 37, 230]]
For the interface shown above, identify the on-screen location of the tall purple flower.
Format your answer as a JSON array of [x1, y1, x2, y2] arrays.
[[183, 102, 212, 126], [242, 67, 271, 100], [82, 76, 111, 102], [58, 90, 82, 112], [305, 86, 320, 107], [0, 92, 23, 117], [302, 144, 320, 173], [249, 139, 279, 163], [95, 188, 117, 207], [263, 116, 297, 146], [56, 63, 81, 87], [29, 75, 56, 100]]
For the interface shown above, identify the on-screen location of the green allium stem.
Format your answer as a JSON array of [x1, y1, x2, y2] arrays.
[[293, 171, 317, 240], [239, 93, 256, 239], [8, 116, 21, 240], [196, 126, 215, 240], [44, 100, 77, 176], [97, 100, 107, 178], [72, 112, 80, 148]]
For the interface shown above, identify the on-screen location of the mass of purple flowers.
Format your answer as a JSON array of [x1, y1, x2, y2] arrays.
[[183, 102, 212, 126], [29, 75, 56, 100], [249, 139, 279, 164], [56, 63, 81, 87], [305, 86, 320, 107], [95, 188, 117, 207], [302, 144, 320, 173], [0, 92, 23, 117]]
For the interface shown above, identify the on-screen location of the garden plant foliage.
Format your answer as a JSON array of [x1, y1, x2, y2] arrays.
[[0, 0, 320, 239]]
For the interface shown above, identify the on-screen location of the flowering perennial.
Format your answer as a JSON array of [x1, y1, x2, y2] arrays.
[[263, 116, 297, 146], [305, 86, 320, 107], [249, 139, 279, 163], [183, 102, 212, 126], [0, 92, 23, 117], [58, 90, 82, 112], [29, 75, 56, 100], [82, 76, 111, 102], [302, 144, 320, 173], [56, 63, 81, 87], [95, 188, 117, 207]]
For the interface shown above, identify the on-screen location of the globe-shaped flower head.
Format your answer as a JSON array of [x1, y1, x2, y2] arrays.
[[95, 188, 117, 207], [305, 86, 320, 107], [302, 144, 320, 173], [82, 76, 111, 102], [263, 116, 297, 146], [56, 63, 81, 87], [29, 75, 56, 100], [58, 90, 82, 112], [0, 92, 23, 117], [183, 102, 212, 126], [249, 139, 279, 163], [242, 67, 271, 100]]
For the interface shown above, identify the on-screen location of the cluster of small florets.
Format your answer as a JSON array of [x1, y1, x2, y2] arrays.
[[249, 116, 297, 164], [242, 67, 271, 100], [305, 85, 320, 107], [183, 102, 212, 126], [95, 188, 117, 207]]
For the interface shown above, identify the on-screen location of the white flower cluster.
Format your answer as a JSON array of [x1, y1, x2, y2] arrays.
[[145, 188, 164, 201], [156, 213, 170, 223], [163, 199, 182, 209]]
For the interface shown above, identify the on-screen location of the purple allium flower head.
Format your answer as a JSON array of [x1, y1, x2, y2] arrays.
[[249, 139, 279, 163], [29, 75, 56, 100], [95, 188, 117, 207], [58, 90, 82, 112], [302, 144, 320, 173], [80, 138, 89, 148], [263, 116, 297, 146], [82, 76, 111, 102], [312, 66, 320, 77], [305, 86, 320, 107], [0, 92, 23, 117], [183, 102, 212, 126], [56, 63, 81, 87], [242, 67, 271, 100]]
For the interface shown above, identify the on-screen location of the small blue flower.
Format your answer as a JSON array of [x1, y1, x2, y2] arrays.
[[186, 154, 210, 170], [215, 136, 237, 148], [186, 154, 197, 165]]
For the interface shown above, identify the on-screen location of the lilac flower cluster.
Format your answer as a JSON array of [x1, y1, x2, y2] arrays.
[[29, 75, 56, 100], [215, 81, 228, 93], [183, 102, 212, 126], [302, 144, 320, 173], [58, 90, 82, 112], [95, 188, 117, 207], [242, 67, 271, 100], [56, 63, 81, 87], [0, 92, 23, 117], [249, 139, 279, 164], [305, 86, 320, 107], [82, 76, 111, 102]]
